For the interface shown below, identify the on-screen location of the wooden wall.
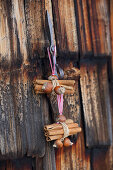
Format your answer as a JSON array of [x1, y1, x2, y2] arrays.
[[0, 0, 113, 170]]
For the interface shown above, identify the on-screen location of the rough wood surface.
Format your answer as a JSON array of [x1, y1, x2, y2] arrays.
[[52, 0, 78, 58], [0, 0, 54, 158], [80, 60, 112, 147], [110, 0, 113, 79], [55, 128, 91, 170], [88, 0, 111, 56], [24, 0, 55, 59], [0, 157, 33, 170], [75, 0, 92, 57], [36, 96, 56, 170], [92, 84, 113, 170]]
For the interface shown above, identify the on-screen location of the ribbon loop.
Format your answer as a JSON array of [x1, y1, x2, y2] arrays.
[[57, 94, 63, 115]]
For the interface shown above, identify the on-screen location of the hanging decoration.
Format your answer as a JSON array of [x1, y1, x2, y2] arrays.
[[33, 11, 81, 148]]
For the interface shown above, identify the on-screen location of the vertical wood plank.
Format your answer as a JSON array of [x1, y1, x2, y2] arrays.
[[88, 0, 111, 56], [24, 0, 55, 59], [0, 0, 49, 158], [36, 96, 56, 170], [0, 157, 33, 170], [55, 130, 91, 170], [92, 84, 113, 170], [110, 0, 113, 79], [52, 0, 78, 58], [75, 0, 92, 57], [80, 60, 112, 147]]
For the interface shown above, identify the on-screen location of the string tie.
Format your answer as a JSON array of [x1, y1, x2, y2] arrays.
[[60, 122, 69, 141]]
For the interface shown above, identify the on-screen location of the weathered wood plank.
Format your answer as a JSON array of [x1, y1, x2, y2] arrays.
[[52, 0, 78, 58], [80, 60, 112, 147], [75, 0, 92, 57], [0, 0, 58, 159], [110, 0, 113, 79], [36, 142, 56, 170], [0, 0, 46, 158], [88, 0, 111, 57], [36, 96, 56, 170], [55, 129, 91, 170], [92, 83, 113, 170], [0, 157, 33, 170], [0, 66, 47, 158], [24, 0, 55, 59], [0, 0, 28, 70]]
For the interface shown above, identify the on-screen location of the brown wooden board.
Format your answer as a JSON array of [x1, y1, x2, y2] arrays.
[[55, 128, 91, 170], [51, 0, 78, 58], [80, 60, 112, 147], [0, 157, 33, 170], [36, 96, 56, 170], [0, 68, 47, 158], [0, 0, 54, 158], [92, 84, 113, 170], [87, 0, 111, 57], [24, 0, 55, 59], [110, 0, 113, 80], [75, 0, 93, 57]]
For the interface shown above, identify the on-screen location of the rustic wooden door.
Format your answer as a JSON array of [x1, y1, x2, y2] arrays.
[[0, 0, 113, 170]]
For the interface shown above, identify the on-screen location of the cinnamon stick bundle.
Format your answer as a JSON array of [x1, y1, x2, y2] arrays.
[[44, 119, 82, 141], [34, 80, 75, 86], [33, 79, 75, 94], [46, 127, 81, 142]]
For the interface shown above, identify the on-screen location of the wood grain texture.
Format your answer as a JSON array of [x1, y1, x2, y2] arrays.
[[80, 60, 112, 147], [55, 129, 91, 170], [0, 157, 33, 170], [36, 96, 56, 170], [110, 0, 113, 79], [24, 0, 55, 59], [92, 84, 113, 170], [75, 0, 92, 57], [0, 0, 54, 158], [52, 0, 78, 58], [88, 0, 111, 57], [0, 67, 47, 158]]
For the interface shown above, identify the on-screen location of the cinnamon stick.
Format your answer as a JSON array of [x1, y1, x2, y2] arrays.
[[46, 127, 82, 141], [34, 84, 74, 90], [35, 89, 75, 94], [44, 123, 78, 131], [46, 127, 81, 136], [34, 80, 75, 86], [46, 135, 63, 141]]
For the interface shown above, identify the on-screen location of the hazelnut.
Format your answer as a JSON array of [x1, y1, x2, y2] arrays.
[[57, 115, 66, 122], [42, 82, 53, 93], [53, 139, 63, 148], [64, 138, 73, 147], [54, 86, 65, 94]]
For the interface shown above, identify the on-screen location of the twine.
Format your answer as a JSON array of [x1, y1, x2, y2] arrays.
[[59, 122, 69, 141]]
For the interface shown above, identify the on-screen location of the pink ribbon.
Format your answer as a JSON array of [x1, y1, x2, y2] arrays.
[[57, 94, 63, 115]]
